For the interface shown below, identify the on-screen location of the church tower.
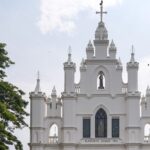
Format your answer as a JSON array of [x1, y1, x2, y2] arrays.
[[64, 47, 76, 93], [126, 50, 141, 147], [29, 73, 46, 145], [29, 0, 150, 149], [62, 48, 77, 146]]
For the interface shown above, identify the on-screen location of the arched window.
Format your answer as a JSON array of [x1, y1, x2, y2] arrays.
[[144, 123, 150, 142], [95, 108, 107, 137], [97, 71, 105, 89], [49, 124, 58, 143]]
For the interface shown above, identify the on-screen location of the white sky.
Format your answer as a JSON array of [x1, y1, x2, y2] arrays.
[[0, 0, 150, 149]]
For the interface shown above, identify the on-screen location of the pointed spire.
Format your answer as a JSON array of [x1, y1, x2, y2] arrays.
[[109, 40, 116, 51], [67, 46, 72, 65], [64, 45, 76, 70], [52, 86, 56, 94], [51, 86, 57, 97], [87, 40, 93, 48], [95, 21, 108, 40], [130, 45, 135, 63], [86, 40, 94, 50], [127, 45, 139, 69], [34, 71, 41, 93]]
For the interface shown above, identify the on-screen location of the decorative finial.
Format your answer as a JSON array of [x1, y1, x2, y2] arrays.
[[131, 45, 134, 54], [96, 0, 107, 22], [110, 40, 116, 50], [87, 40, 93, 49], [130, 45, 135, 63], [34, 71, 41, 93], [37, 71, 40, 80], [51, 86, 57, 96], [68, 46, 72, 64]]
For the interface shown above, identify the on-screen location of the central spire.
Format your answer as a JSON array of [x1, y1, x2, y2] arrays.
[[96, 0, 107, 22]]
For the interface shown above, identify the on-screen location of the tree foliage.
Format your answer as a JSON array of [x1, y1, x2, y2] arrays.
[[0, 43, 29, 150]]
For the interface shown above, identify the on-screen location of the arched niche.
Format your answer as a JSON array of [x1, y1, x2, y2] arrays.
[[94, 65, 110, 91], [97, 71, 105, 89]]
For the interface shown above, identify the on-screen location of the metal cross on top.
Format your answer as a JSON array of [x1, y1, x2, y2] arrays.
[[96, 0, 107, 22]]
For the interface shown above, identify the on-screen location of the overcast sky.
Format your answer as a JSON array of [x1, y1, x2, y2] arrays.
[[0, 0, 150, 149]]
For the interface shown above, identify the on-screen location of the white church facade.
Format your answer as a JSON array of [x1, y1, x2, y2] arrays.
[[29, 1, 150, 150]]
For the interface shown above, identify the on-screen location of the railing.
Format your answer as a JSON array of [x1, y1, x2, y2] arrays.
[[122, 87, 127, 94], [144, 136, 150, 143], [49, 136, 58, 144], [122, 83, 128, 94], [75, 84, 80, 94]]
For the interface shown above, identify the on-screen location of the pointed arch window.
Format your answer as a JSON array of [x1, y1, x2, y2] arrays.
[[49, 124, 58, 144], [95, 108, 107, 137], [97, 71, 105, 89]]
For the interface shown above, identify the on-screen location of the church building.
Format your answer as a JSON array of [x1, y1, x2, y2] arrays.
[[29, 1, 150, 150]]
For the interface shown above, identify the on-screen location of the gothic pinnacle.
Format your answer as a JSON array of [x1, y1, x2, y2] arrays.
[[67, 46, 72, 65], [51, 86, 57, 97], [34, 71, 41, 93], [130, 45, 135, 63]]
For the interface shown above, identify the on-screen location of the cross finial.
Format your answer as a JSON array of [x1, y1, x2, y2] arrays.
[[96, 0, 107, 22]]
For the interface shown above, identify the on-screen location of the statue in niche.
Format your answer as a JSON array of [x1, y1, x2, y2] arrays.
[[98, 71, 104, 89]]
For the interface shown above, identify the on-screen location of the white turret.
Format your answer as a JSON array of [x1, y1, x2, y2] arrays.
[[142, 86, 150, 117], [47, 87, 62, 117], [141, 95, 147, 117], [127, 47, 139, 92], [86, 40, 94, 59], [80, 58, 87, 93], [94, 22, 109, 59], [30, 73, 46, 143], [125, 48, 141, 144], [95, 21, 108, 41], [109, 40, 117, 59], [64, 47, 76, 94]]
